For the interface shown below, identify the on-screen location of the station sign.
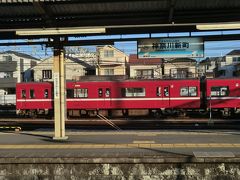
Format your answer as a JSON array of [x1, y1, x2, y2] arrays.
[[138, 37, 204, 58]]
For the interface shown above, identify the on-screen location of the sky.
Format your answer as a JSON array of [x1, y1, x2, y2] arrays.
[[0, 30, 240, 61]]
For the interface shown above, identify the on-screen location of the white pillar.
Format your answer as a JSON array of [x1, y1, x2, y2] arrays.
[[53, 44, 68, 140]]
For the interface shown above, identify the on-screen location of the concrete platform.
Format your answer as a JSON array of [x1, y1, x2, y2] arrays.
[[1, 130, 240, 179], [0, 130, 240, 160]]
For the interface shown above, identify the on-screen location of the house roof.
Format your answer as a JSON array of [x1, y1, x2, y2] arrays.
[[67, 56, 95, 69], [166, 58, 196, 63], [226, 50, 240, 56], [129, 54, 163, 65], [199, 57, 224, 64], [32, 56, 95, 70], [0, 50, 40, 61], [97, 45, 127, 56]]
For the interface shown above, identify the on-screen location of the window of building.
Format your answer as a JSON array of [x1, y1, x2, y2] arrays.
[[42, 70, 52, 79], [3, 55, 12, 62], [44, 89, 49, 98], [104, 50, 114, 57], [122, 88, 145, 97], [74, 88, 88, 98], [104, 69, 114, 75], [180, 87, 197, 97], [21, 90, 26, 98], [233, 57, 240, 62], [136, 69, 153, 79], [30, 89, 35, 99], [170, 68, 188, 78], [211, 86, 229, 97], [4, 72, 13, 78]]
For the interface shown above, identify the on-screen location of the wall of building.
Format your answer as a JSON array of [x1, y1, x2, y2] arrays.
[[0, 52, 38, 94], [130, 65, 162, 79], [32, 58, 86, 82], [96, 45, 129, 76], [164, 63, 197, 78]]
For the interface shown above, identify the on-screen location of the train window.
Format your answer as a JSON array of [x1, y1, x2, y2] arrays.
[[67, 89, 74, 98], [44, 89, 49, 98], [30, 89, 35, 99], [21, 90, 26, 98], [156, 87, 161, 96], [123, 88, 146, 97], [98, 88, 103, 97], [180, 87, 188, 96], [180, 87, 197, 97], [74, 88, 88, 98], [164, 87, 169, 97], [189, 87, 197, 96], [105, 88, 110, 97], [211, 86, 229, 97]]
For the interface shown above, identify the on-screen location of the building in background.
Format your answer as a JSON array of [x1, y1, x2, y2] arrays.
[[128, 54, 163, 79], [96, 45, 129, 76], [216, 50, 240, 78], [163, 58, 197, 79], [198, 57, 223, 78], [0, 51, 39, 105], [0, 51, 38, 93], [31, 56, 95, 82]]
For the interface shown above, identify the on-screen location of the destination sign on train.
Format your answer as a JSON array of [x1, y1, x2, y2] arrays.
[[138, 37, 204, 58]]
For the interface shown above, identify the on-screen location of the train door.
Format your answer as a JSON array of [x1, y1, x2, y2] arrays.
[[21, 89, 27, 109], [163, 86, 170, 107], [98, 87, 111, 108]]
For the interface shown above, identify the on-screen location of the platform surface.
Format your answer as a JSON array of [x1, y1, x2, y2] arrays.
[[0, 129, 240, 161]]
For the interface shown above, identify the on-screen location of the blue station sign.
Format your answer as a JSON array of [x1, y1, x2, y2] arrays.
[[138, 37, 204, 58]]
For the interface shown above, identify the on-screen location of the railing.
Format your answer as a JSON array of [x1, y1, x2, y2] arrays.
[[0, 94, 16, 105]]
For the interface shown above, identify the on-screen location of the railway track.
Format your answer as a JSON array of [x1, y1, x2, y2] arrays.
[[0, 117, 240, 130]]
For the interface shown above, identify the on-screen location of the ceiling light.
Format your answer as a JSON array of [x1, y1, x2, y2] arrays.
[[196, 23, 240, 30], [16, 27, 106, 36]]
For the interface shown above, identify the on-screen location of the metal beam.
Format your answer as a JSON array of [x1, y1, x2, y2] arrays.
[[168, 0, 177, 23], [0, 33, 240, 47], [33, 1, 55, 26]]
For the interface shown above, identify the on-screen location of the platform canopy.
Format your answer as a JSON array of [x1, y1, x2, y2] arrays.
[[0, 0, 240, 39]]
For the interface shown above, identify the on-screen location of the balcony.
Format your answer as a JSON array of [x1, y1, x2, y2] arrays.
[[0, 61, 17, 72], [0, 78, 17, 88]]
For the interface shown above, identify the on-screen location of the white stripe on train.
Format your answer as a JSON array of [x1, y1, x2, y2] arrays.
[[17, 97, 200, 102]]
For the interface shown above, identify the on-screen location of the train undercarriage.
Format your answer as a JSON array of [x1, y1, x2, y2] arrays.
[[16, 107, 240, 119]]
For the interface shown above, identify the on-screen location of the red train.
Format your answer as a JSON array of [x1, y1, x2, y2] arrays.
[[16, 78, 240, 118]]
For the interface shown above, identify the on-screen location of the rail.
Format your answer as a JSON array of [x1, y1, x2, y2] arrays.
[[97, 114, 121, 130]]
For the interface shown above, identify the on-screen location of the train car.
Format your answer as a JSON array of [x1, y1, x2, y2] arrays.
[[16, 82, 53, 117], [206, 78, 240, 116], [16, 79, 201, 117]]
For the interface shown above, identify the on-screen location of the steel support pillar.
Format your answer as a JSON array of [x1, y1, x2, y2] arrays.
[[53, 41, 68, 140]]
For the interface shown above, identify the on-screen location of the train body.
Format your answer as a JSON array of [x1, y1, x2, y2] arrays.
[[16, 78, 240, 117]]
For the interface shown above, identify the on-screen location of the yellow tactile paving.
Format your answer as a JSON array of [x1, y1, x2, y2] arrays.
[[0, 143, 239, 149], [7, 131, 230, 136], [133, 141, 155, 144], [138, 144, 151, 148]]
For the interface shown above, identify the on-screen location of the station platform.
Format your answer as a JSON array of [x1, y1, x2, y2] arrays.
[[1, 129, 240, 179], [0, 130, 240, 161]]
